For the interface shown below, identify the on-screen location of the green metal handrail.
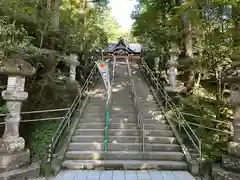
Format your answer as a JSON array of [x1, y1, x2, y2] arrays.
[[177, 111, 232, 135], [48, 65, 98, 162], [138, 58, 202, 158]]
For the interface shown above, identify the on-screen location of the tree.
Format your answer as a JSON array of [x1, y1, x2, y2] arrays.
[[131, 0, 240, 160]]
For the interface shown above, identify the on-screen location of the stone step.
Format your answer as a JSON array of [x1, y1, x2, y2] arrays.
[[145, 136, 177, 144], [85, 107, 135, 112], [144, 123, 170, 130], [74, 128, 174, 137], [79, 118, 168, 125], [140, 107, 161, 111], [88, 102, 135, 106], [71, 135, 177, 144], [77, 123, 137, 129], [139, 106, 160, 110], [142, 114, 165, 119], [71, 135, 141, 143], [0, 163, 39, 180], [141, 110, 163, 115], [143, 119, 168, 124], [62, 159, 188, 170], [141, 104, 159, 108], [77, 123, 170, 130], [82, 112, 135, 118], [74, 129, 140, 136], [89, 98, 133, 102], [88, 100, 157, 105], [81, 116, 166, 123], [65, 151, 185, 161], [80, 117, 137, 123], [87, 104, 135, 108], [144, 130, 173, 137], [68, 143, 180, 152], [85, 107, 161, 114], [139, 100, 158, 104], [143, 115, 166, 121]]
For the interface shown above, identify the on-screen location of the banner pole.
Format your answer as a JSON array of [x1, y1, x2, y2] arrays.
[[95, 60, 110, 152], [104, 91, 109, 152]]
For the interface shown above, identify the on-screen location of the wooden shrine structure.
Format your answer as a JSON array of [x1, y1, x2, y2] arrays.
[[103, 38, 141, 63]]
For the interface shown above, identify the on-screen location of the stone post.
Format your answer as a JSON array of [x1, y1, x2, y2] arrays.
[[69, 53, 80, 81], [212, 66, 240, 179]]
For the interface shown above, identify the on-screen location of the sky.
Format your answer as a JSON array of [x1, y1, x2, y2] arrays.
[[109, 0, 137, 31]]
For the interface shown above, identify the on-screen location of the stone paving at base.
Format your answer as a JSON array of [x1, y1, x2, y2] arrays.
[[53, 170, 196, 180]]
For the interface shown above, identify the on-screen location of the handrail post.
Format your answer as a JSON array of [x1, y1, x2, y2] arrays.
[[67, 114, 70, 127], [47, 143, 52, 163], [142, 122, 145, 152]]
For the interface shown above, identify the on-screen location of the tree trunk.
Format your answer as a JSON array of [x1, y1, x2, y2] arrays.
[[177, 0, 195, 91], [232, 6, 240, 62], [216, 70, 222, 120], [50, 0, 60, 31]]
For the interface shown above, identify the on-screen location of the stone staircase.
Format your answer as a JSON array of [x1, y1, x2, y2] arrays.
[[62, 63, 188, 170]]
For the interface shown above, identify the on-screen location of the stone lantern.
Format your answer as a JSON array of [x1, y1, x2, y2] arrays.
[[69, 53, 80, 81], [168, 48, 179, 87], [212, 64, 240, 179], [164, 46, 185, 94], [154, 57, 160, 74], [63, 53, 80, 81], [0, 58, 39, 179]]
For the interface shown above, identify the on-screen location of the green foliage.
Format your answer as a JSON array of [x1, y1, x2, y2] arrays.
[[132, 0, 240, 163], [0, 0, 120, 57], [0, 0, 121, 174], [0, 19, 34, 57], [0, 104, 7, 114], [29, 121, 59, 175], [178, 88, 230, 160]]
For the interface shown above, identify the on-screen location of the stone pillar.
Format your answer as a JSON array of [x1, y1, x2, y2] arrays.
[[1, 76, 28, 152], [69, 53, 80, 81]]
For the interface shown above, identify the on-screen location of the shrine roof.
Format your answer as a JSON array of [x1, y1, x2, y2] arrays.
[[103, 38, 142, 54]]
